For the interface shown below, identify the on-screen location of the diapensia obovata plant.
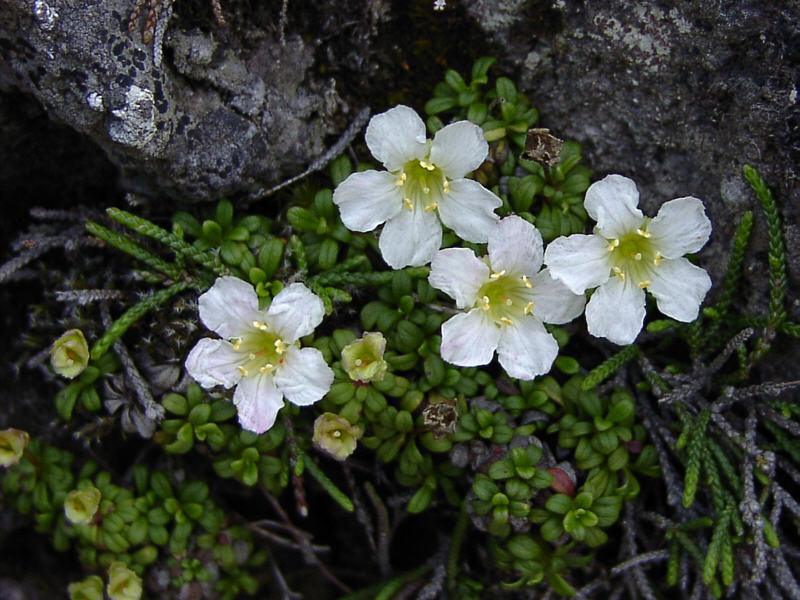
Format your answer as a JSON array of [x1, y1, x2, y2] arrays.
[[2, 57, 798, 600]]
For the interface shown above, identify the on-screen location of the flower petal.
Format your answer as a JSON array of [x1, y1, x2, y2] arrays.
[[497, 317, 559, 380], [585, 276, 646, 345], [544, 234, 612, 294], [185, 338, 244, 389], [648, 197, 712, 259], [378, 206, 442, 268], [266, 283, 325, 342], [365, 105, 428, 171], [233, 373, 284, 434], [529, 269, 586, 325], [274, 347, 334, 407], [488, 215, 543, 276], [333, 170, 404, 232], [440, 309, 501, 367], [648, 257, 712, 322], [429, 248, 489, 309], [198, 276, 260, 338], [429, 120, 488, 179], [584, 175, 644, 238], [438, 179, 501, 243]]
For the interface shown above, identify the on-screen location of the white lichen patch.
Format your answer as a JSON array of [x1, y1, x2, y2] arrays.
[[108, 86, 157, 149], [86, 92, 105, 112], [33, 0, 58, 32]]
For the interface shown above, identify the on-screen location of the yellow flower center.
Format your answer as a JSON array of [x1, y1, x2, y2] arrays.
[[475, 272, 535, 326], [396, 158, 448, 213], [606, 226, 660, 288], [232, 322, 288, 377]]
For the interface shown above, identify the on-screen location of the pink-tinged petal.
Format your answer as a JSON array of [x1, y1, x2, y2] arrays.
[[185, 338, 244, 389], [497, 317, 559, 380], [233, 373, 284, 434], [429, 120, 488, 179], [198, 276, 260, 339], [488, 215, 543, 276], [648, 257, 712, 322], [440, 309, 501, 367], [378, 206, 442, 268], [438, 179, 501, 243], [333, 170, 404, 232], [648, 197, 712, 259], [544, 234, 612, 294], [429, 248, 489, 309], [585, 276, 646, 345], [584, 175, 644, 238], [365, 105, 428, 171], [528, 269, 586, 325], [266, 283, 325, 342], [274, 347, 334, 407]]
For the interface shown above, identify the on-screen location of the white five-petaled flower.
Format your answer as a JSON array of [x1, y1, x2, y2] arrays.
[[544, 174, 712, 345], [185, 277, 334, 434], [333, 105, 501, 268], [429, 216, 586, 380]]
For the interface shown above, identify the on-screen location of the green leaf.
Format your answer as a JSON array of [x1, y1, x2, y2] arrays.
[[407, 485, 434, 514], [444, 69, 468, 93], [425, 96, 458, 115], [329, 155, 352, 187], [495, 77, 517, 103], [162, 393, 188, 416], [470, 56, 496, 85], [545, 494, 572, 515]]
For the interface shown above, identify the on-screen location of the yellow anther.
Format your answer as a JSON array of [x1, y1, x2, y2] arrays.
[[424, 202, 438, 212], [612, 266, 626, 280], [274, 339, 287, 354], [395, 172, 407, 186], [638, 280, 651, 289], [332, 430, 342, 438], [252, 321, 269, 331], [354, 358, 363, 366], [633, 252, 643, 261], [524, 301, 535, 315], [489, 270, 507, 280], [636, 228, 652, 238], [238, 366, 248, 376], [521, 275, 532, 288], [653, 252, 663, 266], [403, 197, 413, 210], [607, 238, 620, 252], [259, 364, 274, 373], [500, 317, 514, 326], [422, 186, 431, 194], [443, 180, 450, 193], [505, 298, 513, 306], [231, 338, 241, 351], [248, 353, 256, 360], [480, 295, 491, 310], [418, 160, 435, 171]]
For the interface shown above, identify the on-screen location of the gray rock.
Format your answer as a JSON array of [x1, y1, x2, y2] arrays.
[[464, 0, 800, 321], [0, 0, 359, 201]]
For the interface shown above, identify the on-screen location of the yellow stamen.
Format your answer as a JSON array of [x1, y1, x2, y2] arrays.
[[521, 275, 532, 288], [499, 317, 514, 326], [248, 353, 256, 360], [607, 238, 620, 252], [422, 186, 431, 194], [259, 364, 274, 373], [354, 359, 362, 366], [504, 298, 513, 306], [480, 295, 491, 310], [332, 430, 342, 438], [524, 301, 535, 315], [395, 172, 407, 186], [274, 339, 287, 354], [653, 252, 663, 266], [490, 270, 507, 280], [252, 321, 268, 331], [612, 266, 626, 280], [231, 338, 241, 351], [636, 228, 652, 238], [424, 202, 438, 212], [443, 180, 450, 193], [638, 280, 651, 289], [403, 197, 413, 210], [238, 366, 248, 376], [419, 160, 435, 171], [633, 252, 642, 261]]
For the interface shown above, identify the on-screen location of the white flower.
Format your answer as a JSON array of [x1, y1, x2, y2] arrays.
[[185, 277, 334, 434], [333, 105, 501, 268], [429, 216, 585, 380], [433, 0, 447, 10], [544, 174, 712, 345]]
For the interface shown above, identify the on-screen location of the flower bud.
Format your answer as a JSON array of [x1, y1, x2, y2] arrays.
[[64, 486, 101, 525], [107, 562, 143, 600], [341, 332, 388, 383], [312, 413, 363, 461], [50, 329, 90, 379], [0, 428, 29, 467], [68, 575, 104, 600]]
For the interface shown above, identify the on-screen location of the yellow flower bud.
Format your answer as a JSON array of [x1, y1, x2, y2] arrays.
[[50, 329, 90, 379], [64, 486, 101, 525], [107, 562, 143, 600], [341, 332, 388, 383], [0, 428, 29, 467], [68, 575, 104, 600], [312, 413, 363, 461]]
